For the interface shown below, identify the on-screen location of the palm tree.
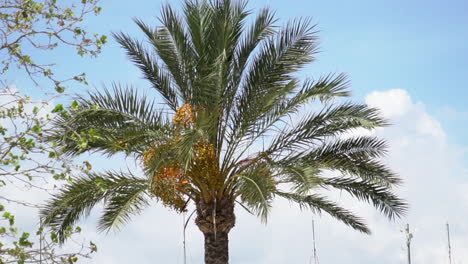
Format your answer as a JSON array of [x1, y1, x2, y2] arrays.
[[40, 1, 406, 263]]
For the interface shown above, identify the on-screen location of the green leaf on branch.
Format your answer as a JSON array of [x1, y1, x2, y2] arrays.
[[71, 100, 80, 110], [52, 104, 64, 113]]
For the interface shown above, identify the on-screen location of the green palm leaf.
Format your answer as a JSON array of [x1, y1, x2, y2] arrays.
[[113, 32, 179, 111], [235, 162, 276, 221], [276, 191, 370, 234], [50, 84, 169, 156], [322, 177, 406, 219], [40, 171, 149, 243]]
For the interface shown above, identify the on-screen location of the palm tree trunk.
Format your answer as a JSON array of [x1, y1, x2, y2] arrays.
[[204, 231, 229, 264], [195, 196, 236, 264]]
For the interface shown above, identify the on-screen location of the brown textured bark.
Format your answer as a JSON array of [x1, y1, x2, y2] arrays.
[[204, 231, 229, 264], [195, 197, 235, 264]]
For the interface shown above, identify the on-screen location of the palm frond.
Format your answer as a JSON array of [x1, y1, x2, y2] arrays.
[[79, 84, 167, 129], [182, 0, 251, 112], [113, 31, 179, 110], [230, 6, 276, 87], [234, 162, 276, 222], [223, 18, 318, 169], [231, 17, 318, 123], [268, 136, 396, 188], [135, 4, 194, 101], [309, 136, 389, 160], [183, 0, 213, 62], [40, 171, 148, 243], [278, 164, 322, 195], [266, 103, 388, 156], [276, 191, 370, 234], [218, 6, 277, 150], [298, 73, 351, 103], [50, 85, 169, 156], [222, 73, 352, 170], [98, 175, 150, 232], [274, 152, 399, 187], [257, 73, 351, 134], [322, 177, 407, 219]]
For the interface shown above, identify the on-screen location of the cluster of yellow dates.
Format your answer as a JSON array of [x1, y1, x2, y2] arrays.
[[143, 104, 218, 211], [150, 162, 188, 210], [172, 103, 195, 128]]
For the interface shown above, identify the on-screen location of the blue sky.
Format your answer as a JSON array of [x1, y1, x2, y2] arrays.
[[5, 0, 468, 263]]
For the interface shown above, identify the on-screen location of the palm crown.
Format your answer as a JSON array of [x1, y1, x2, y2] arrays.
[[41, 0, 406, 263]]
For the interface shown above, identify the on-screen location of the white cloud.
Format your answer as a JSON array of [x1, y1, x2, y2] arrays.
[[417, 111, 445, 140], [366, 89, 412, 118]]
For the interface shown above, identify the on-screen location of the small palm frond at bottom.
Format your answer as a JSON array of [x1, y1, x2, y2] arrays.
[[40, 171, 149, 243], [322, 177, 407, 219], [275, 191, 370, 234]]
